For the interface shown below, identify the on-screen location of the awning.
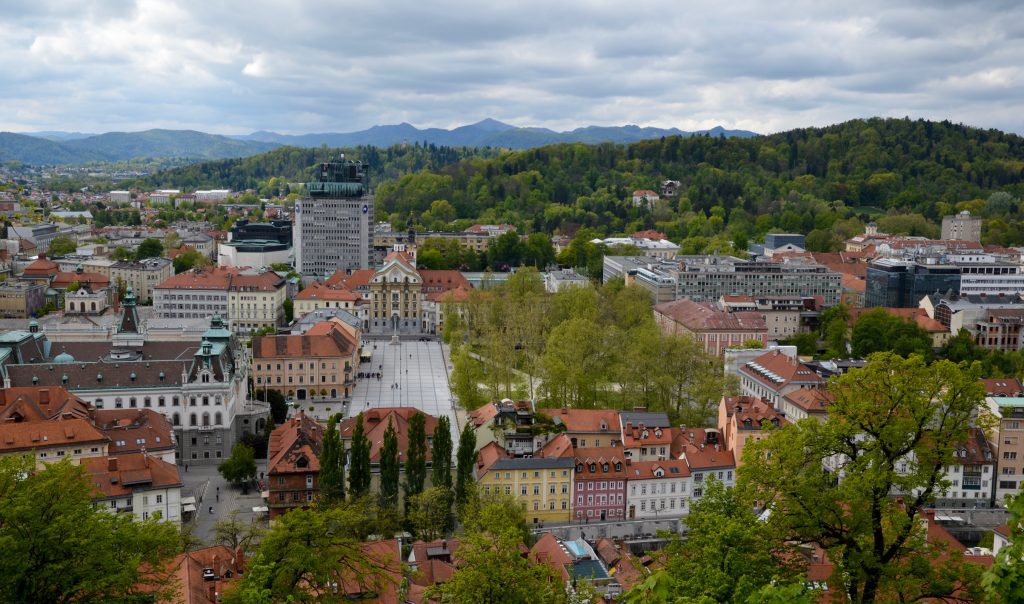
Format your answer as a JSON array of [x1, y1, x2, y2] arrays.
[[182, 504, 197, 513], [252, 506, 269, 514]]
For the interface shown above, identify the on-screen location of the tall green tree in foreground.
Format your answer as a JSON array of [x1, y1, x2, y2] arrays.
[[348, 413, 371, 498], [431, 416, 453, 490], [378, 419, 399, 510], [403, 411, 427, 512], [622, 478, 804, 604], [984, 493, 1024, 601], [318, 414, 345, 506], [742, 353, 987, 603], [427, 496, 565, 604], [0, 457, 181, 603], [454, 421, 477, 511], [222, 505, 382, 604]]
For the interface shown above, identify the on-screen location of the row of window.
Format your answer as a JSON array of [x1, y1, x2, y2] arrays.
[[576, 481, 624, 491], [577, 494, 624, 506], [94, 395, 222, 409], [256, 362, 342, 371]]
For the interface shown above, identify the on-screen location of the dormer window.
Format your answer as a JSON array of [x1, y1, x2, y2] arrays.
[[655, 429, 662, 438], [602, 463, 609, 473], [615, 463, 622, 472], [576, 464, 583, 473], [297, 456, 308, 468], [589, 464, 596, 473]]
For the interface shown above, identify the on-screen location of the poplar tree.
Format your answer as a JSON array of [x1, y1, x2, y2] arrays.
[[378, 419, 400, 511], [318, 414, 345, 505], [431, 416, 453, 490], [403, 412, 427, 512], [347, 413, 371, 498], [454, 421, 477, 510]]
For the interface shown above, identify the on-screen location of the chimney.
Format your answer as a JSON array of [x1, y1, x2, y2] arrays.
[[38, 389, 49, 404], [234, 546, 245, 572], [108, 458, 118, 472], [922, 509, 936, 522]]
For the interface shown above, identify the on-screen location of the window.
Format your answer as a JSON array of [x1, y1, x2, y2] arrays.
[[156, 495, 163, 503]]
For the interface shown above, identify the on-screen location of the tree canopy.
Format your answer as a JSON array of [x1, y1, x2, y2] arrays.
[[741, 353, 987, 603]]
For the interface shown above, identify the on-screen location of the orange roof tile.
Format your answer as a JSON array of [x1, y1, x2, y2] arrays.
[[537, 408, 619, 434], [294, 282, 361, 302], [338, 408, 441, 464], [253, 323, 357, 359], [0, 417, 108, 454], [654, 298, 767, 332], [82, 453, 182, 498], [267, 412, 324, 475]]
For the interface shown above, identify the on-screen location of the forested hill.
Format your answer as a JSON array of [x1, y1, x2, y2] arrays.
[[132, 143, 500, 191], [374, 117, 1024, 248]]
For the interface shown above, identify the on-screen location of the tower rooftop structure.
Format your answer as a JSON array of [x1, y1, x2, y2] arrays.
[[306, 156, 368, 198]]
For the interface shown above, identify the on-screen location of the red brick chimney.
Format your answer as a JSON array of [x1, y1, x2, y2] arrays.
[[234, 546, 245, 572]]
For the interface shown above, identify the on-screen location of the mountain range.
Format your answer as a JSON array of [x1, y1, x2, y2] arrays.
[[0, 119, 758, 166]]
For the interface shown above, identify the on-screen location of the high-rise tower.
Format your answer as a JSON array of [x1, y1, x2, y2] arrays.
[[294, 156, 374, 277]]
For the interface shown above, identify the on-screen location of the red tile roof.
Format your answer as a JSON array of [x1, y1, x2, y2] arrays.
[[0, 417, 108, 454], [94, 409, 176, 456], [722, 395, 787, 430], [23, 256, 60, 276], [253, 322, 357, 359], [338, 408, 440, 464], [981, 378, 1024, 397], [537, 408, 619, 434], [267, 412, 324, 475], [294, 282, 361, 302], [326, 269, 375, 289], [161, 545, 244, 604], [51, 271, 110, 289], [535, 433, 575, 459], [573, 447, 628, 479], [0, 386, 92, 422], [475, 441, 511, 476], [740, 350, 825, 391], [783, 387, 833, 415], [627, 458, 691, 480], [529, 533, 572, 582], [672, 429, 735, 470], [654, 299, 767, 332], [156, 266, 283, 292], [82, 453, 182, 498], [419, 270, 471, 292]]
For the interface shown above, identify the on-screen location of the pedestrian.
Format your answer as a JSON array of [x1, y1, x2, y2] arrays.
[[185, 464, 189, 472], [209, 506, 213, 514], [216, 493, 219, 502]]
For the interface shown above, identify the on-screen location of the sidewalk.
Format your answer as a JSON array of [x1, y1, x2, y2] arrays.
[[181, 461, 268, 544]]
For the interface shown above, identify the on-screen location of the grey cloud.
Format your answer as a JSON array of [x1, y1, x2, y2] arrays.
[[1, 0, 1023, 135]]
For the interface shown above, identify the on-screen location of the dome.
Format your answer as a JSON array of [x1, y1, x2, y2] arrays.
[[54, 351, 75, 364]]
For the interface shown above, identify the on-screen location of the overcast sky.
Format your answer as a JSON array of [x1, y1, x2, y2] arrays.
[[3, 0, 1023, 135]]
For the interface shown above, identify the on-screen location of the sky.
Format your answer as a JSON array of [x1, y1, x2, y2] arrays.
[[2, 0, 1024, 136]]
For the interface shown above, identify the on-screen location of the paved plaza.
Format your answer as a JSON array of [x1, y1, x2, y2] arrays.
[[180, 460, 268, 543], [347, 337, 462, 451]]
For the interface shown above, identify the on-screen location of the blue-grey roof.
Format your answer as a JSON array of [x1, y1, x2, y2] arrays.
[[491, 457, 575, 470], [619, 411, 671, 428]]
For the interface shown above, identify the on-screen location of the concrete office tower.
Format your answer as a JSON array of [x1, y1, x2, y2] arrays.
[[942, 210, 983, 242], [294, 156, 374, 277]]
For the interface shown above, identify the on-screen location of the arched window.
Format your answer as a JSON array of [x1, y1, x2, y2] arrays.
[[202, 412, 210, 426], [215, 412, 223, 425], [189, 414, 197, 426]]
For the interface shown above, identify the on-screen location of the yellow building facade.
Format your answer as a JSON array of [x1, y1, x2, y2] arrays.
[[478, 457, 574, 524]]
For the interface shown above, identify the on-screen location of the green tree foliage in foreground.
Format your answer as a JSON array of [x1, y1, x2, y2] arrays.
[[985, 493, 1024, 601], [431, 415, 453, 490], [218, 442, 258, 484], [403, 411, 427, 512], [348, 412, 372, 499], [318, 414, 346, 506], [428, 495, 566, 604], [622, 478, 806, 604], [222, 505, 385, 603], [0, 457, 181, 603], [741, 353, 987, 603], [378, 419, 400, 511]]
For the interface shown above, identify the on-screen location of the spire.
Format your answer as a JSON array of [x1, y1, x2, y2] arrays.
[[117, 287, 140, 334]]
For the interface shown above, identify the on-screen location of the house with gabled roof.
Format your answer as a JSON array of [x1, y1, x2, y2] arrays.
[[625, 459, 692, 521], [738, 349, 826, 410], [717, 395, 787, 468], [266, 411, 324, 519], [572, 447, 627, 523]]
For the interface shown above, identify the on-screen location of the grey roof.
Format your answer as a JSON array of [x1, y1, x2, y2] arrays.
[[619, 411, 671, 428], [491, 457, 575, 470], [569, 559, 609, 580]]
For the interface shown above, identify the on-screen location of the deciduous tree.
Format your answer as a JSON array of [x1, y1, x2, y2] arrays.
[[218, 442, 258, 484], [742, 353, 987, 603]]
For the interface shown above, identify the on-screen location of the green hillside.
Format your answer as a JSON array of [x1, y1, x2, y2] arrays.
[[372, 117, 1024, 248], [133, 143, 501, 192]]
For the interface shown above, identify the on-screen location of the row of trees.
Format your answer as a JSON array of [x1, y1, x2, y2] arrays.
[[446, 270, 734, 426]]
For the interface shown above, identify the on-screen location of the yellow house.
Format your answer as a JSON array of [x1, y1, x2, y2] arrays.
[[293, 282, 363, 317], [475, 443, 574, 524]]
